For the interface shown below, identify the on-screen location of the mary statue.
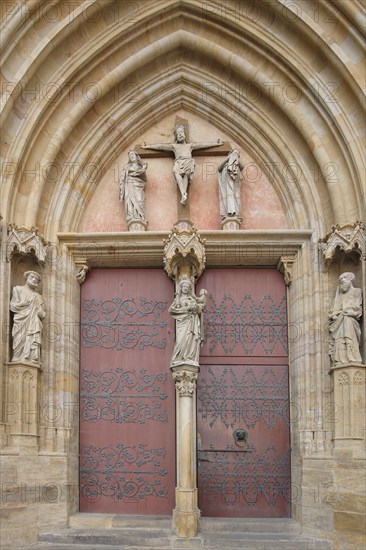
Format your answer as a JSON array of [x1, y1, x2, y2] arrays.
[[119, 150, 147, 222], [169, 276, 207, 368], [218, 149, 244, 219]]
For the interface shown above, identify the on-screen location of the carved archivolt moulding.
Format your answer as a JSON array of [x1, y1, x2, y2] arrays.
[[6, 224, 49, 264], [319, 221, 365, 263], [163, 221, 206, 281]]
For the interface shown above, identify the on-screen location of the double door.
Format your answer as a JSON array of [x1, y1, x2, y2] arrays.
[[79, 267, 290, 518]]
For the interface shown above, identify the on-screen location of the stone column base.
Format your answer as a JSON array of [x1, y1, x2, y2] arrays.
[[127, 218, 148, 231], [173, 488, 200, 537]]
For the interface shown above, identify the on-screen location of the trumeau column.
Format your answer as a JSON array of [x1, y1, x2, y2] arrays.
[[164, 221, 206, 537], [171, 367, 199, 537]]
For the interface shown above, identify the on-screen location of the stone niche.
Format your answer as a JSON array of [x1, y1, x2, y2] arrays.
[[327, 263, 365, 452], [5, 253, 45, 450]]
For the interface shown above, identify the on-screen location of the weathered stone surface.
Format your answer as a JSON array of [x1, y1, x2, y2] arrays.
[[300, 507, 333, 531], [334, 511, 366, 535], [334, 492, 366, 514], [69, 513, 113, 529], [333, 462, 366, 492]]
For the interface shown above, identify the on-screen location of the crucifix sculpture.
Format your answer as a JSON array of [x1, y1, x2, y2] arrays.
[[140, 122, 225, 205]]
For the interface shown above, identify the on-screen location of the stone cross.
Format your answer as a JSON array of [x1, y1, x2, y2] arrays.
[[135, 117, 230, 214]]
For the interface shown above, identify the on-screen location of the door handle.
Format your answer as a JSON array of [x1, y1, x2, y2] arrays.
[[233, 428, 248, 443]]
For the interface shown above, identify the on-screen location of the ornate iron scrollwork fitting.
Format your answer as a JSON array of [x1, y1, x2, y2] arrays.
[[80, 444, 169, 502], [198, 366, 289, 429], [203, 293, 288, 355], [198, 444, 290, 506], [81, 296, 168, 350]]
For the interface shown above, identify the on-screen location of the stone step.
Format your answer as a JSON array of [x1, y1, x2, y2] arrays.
[[32, 526, 332, 550], [69, 513, 300, 533], [202, 532, 333, 549], [8, 545, 333, 550], [200, 516, 301, 534], [38, 528, 171, 547], [69, 513, 173, 530], [12, 537, 333, 550], [25, 516, 333, 550]]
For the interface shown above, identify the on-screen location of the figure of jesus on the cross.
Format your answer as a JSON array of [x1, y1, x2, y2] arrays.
[[141, 124, 223, 205]]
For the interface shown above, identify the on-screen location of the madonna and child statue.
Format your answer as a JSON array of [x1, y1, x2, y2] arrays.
[[168, 275, 207, 368]]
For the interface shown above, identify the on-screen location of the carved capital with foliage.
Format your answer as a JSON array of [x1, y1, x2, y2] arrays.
[[171, 366, 199, 397]]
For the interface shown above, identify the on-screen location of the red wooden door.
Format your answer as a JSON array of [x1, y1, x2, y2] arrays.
[[79, 269, 175, 514], [197, 269, 290, 517]]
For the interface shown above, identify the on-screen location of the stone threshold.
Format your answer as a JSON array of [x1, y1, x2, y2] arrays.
[[69, 513, 173, 529], [69, 513, 302, 533], [5, 515, 334, 550]]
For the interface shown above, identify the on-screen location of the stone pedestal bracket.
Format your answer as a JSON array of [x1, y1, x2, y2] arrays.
[[6, 361, 42, 449]]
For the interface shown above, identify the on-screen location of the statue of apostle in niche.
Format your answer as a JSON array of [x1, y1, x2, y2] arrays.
[[10, 271, 46, 363], [119, 150, 148, 223], [218, 149, 244, 219], [329, 272, 363, 366], [169, 275, 207, 368], [141, 124, 223, 205]]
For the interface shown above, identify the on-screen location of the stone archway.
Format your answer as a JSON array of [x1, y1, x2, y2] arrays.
[[1, 2, 365, 549]]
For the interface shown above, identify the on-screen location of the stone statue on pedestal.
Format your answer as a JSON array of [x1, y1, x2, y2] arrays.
[[10, 271, 46, 363], [169, 275, 207, 367], [141, 125, 223, 205], [218, 149, 244, 219], [119, 150, 147, 223], [329, 272, 363, 365]]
